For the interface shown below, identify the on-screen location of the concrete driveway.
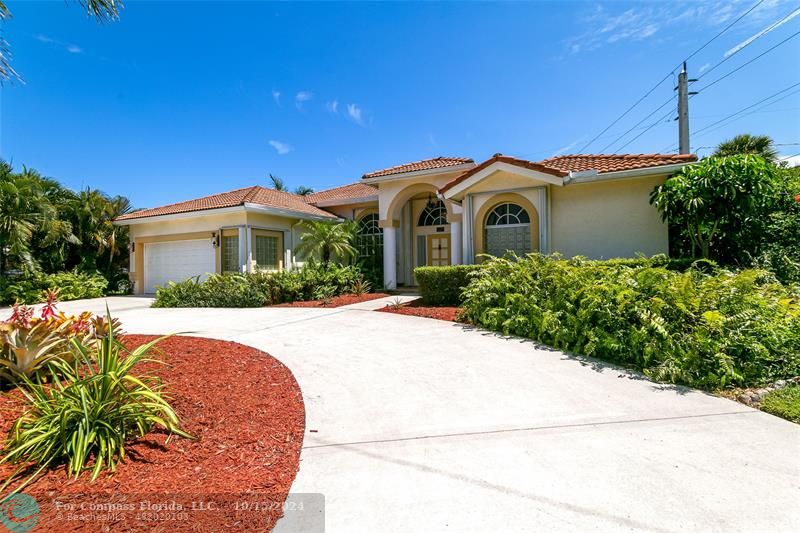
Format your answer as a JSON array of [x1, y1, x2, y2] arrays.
[[4, 297, 799, 531]]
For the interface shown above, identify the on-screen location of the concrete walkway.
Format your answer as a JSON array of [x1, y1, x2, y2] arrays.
[[3, 297, 799, 532]]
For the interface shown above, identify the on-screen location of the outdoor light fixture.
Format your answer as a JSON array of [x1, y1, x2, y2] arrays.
[[425, 193, 436, 210]]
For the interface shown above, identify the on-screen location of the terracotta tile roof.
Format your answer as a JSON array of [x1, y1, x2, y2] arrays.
[[303, 182, 378, 205], [115, 186, 338, 221], [440, 153, 697, 194], [538, 153, 697, 174], [362, 157, 474, 179], [439, 154, 569, 193]]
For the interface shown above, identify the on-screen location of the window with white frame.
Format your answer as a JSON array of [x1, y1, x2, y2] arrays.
[[355, 213, 382, 258], [417, 200, 447, 227], [221, 234, 239, 273], [484, 202, 532, 257], [254, 232, 281, 270]]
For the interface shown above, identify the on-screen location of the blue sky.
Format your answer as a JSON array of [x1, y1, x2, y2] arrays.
[[1, 1, 798, 208]]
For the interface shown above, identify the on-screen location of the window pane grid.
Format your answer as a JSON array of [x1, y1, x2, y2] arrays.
[[417, 200, 447, 227], [222, 235, 239, 273], [255, 235, 279, 270]]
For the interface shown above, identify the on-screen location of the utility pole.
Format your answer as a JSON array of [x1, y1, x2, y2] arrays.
[[676, 61, 697, 154]]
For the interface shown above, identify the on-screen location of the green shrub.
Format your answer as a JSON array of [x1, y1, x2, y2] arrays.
[[761, 385, 800, 424], [152, 262, 363, 308], [414, 265, 483, 306], [1, 319, 191, 494], [461, 254, 800, 390], [0, 271, 108, 305]]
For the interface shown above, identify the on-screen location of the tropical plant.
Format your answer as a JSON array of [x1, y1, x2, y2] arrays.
[[0, 271, 109, 305], [293, 185, 315, 196], [713, 134, 778, 163], [350, 276, 372, 296], [460, 254, 800, 390], [0, 298, 96, 385], [295, 221, 357, 264], [152, 262, 363, 307], [1, 1, 122, 81], [269, 174, 287, 191], [1, 320, 192, 494], [650, 155, 781, 261]]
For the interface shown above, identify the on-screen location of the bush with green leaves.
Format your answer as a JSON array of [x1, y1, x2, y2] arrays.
[[0, 271, 108, 305], [1, 319, 191, 494], [414, 265, 483, 306], [461, 254, 800, 390], [152, 262, 364, 308]]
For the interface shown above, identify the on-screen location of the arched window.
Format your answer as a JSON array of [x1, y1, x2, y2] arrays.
[[356, 213, 383, 259], [417, 200, 447, 226], [485, 202, 532, 257]]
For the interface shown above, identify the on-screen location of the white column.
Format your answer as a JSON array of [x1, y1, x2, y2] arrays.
[[450, 221, 462, 265], [383, 227, 397, 290], [238, 226, 249, 273]]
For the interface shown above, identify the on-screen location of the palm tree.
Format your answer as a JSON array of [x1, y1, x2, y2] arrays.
[[293, 185, 315, 196], [269, 174, 287, 192], [1, 1, 121, 81], [713, 134, 778, 163], [296, 221, 357, 264]]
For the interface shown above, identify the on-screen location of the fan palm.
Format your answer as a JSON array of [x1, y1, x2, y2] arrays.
[[269, 174, 287, 192], [296, 221, 357, 264], [713, 134, 778, 163], [293, 186, 315, 196]]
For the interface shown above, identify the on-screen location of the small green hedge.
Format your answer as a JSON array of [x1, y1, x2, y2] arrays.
[[414, 265, 482, 306], [460, 254, 800, 390], [0, 271, 109, 305], [152, 262, 363, 308]]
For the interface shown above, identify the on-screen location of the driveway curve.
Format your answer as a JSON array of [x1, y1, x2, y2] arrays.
[[5, 297, 799, 532]]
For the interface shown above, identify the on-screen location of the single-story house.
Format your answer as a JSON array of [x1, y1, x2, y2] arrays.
[[114, 152, 696, 293]]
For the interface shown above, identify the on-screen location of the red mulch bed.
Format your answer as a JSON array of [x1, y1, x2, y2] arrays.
[[0, 335, 305, 532], [272, 292, 389, 308], [376, 299, 462, 322]]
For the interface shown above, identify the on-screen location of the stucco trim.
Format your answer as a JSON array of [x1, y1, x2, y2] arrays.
[[442, 161, 565, 200]]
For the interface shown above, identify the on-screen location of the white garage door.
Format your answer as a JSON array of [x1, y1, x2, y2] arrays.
[[143, 239, 215, 293]]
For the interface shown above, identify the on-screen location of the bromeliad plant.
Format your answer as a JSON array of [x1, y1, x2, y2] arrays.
[[0, 291, 95, 385], [1, 314, 192, 495]]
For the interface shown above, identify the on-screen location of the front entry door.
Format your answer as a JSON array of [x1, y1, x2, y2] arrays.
[[427, 234, 451, 266]]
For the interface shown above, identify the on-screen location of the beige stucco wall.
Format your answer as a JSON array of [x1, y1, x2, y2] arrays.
[[376, 171, 463, 222], [550, 175, 668, 259]]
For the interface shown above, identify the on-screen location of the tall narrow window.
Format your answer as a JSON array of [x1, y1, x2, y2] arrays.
[[221, 234, 239, 273], [484, 202, 532, 257], [254, 234, 280, 270], [355, 213, 383, 258]]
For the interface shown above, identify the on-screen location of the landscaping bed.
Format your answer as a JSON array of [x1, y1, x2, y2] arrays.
[[0, 335, 305, 531], [273, 292, 389, 308], [377, 299, 462, 322]]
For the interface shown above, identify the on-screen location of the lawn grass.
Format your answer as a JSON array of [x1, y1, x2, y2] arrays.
[[761, 385, 800, 424]]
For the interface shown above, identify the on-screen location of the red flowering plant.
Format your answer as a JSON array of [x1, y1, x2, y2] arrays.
[[0, 290, 115, 386]]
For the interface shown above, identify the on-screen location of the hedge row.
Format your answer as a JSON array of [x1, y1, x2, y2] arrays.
[[414, 264, 482, 306], [459, 254, 800, 390]]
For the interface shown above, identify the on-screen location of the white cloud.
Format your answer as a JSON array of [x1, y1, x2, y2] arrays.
[[565, 1, 791, 56], [295, 91, 313, 110], [272, 89, 281, 105], [326, 99, 339, 113], [268, 140, 292, 155], [427, 132, 438, 148], [346, 103, 365, 125], [724, 6, 800, 58], [35, 34, 83, 54], [699, 63, 711, 73]]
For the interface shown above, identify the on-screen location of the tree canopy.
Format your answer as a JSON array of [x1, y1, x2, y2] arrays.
[[713, 134, 778, 163]]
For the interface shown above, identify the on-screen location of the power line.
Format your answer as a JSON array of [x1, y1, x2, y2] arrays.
[[697, 5, 800, 81], [576, 0, 767, 153], [693, 81, 800, 136], [614, 104, 677, 154], [696, 29, 800, 94], [598, 96, 675, 153]]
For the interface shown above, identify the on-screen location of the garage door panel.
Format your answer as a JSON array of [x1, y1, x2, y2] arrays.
[[144, 239, 215, 293]]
